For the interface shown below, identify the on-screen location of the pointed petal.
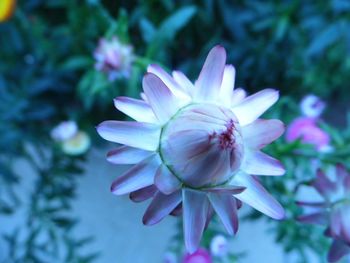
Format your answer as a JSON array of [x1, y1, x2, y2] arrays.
[[172, 70, 194, 95], [129, 185, 157, 202], [312, 169, 336, 198], [170, 203, 182, 216], [142, 73, 183, 123], [242, 119, 285, 149], [154, 165, 182, 194], [194, 45, 226, 101], [143, 190, 182, 225], [182, 189, 209, 253], [232, 173, 285, 219], [111, 156, 160, 195], [97, 121, 161, 151], [241, 151, 285, 176], [232, 89, 279, 126], [328, 240, 350, 263], [231, 88, 247, 106], [147, 64, 190, 99], [107, 146, 153, 164], [297, 212, 328, 225], [219, 65, 236, 106], [208, 193, 238, 235], [113, 97, 157, 123], [203, 185, 245, 195]]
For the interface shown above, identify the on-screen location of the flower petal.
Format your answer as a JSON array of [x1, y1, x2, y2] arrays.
[[147, 64, 190, 100], [232, 173, 285, 219], [172, 70, 194, 95], [297, 212, 328, 225], [312, 169, 336, 198], [242, 119, 285, 149], [154, 165, 182, 194], [142, 73, 183, 123], [107, 146, 153, 164], [231, 88, 247, 107], [203, 185, 245, 195], [129, 185, 157, 203], [143, 190, 182, 225], [194, 45, 226, 102], [111, 156, 160, 195], [113, 96, 157, 123], [241, 151, 285, 176], [182, 188, 209, 253], [208, 193, 238, 235], [97, 121, 161, 151], [232, 89, 279, 126], [328, 240, 350, 263], [219, 65, 236, 106]]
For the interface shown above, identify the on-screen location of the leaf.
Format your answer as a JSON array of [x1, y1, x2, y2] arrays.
[[60, 56, 93, 71], [146, 6, 197, 57], [139, 18, 156, 43], [306, 24, 341, 56]]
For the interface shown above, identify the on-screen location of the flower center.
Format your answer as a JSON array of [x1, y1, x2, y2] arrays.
[[160, 104, 244, 188]]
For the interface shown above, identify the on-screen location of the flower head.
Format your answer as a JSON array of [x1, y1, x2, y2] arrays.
[[300, 94, 326, 118], [286, 117, 330, 151], [97, 46, 285, 252], [183, 248, 212, 263], [210, 235, 228, 257], [94, 36, 133, 81], [51, 121, 90, 155], [297, 164, 350, 262]]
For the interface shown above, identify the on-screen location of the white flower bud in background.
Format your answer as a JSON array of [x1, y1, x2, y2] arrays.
[[300, 94, 326, 118], [210, 235, 228, 257], [51, 121, 78, 142]]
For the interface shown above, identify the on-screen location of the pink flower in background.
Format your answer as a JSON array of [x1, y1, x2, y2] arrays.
[[297, 165, 350, 262], [94, 36, 133, 81], [210, 235, 228, 257], [300, 94, 326, 118], [286, 94, 331, 151], [97, 45, 285, 252], [183, 248, 212, 263], [286, 117, 330, 151]]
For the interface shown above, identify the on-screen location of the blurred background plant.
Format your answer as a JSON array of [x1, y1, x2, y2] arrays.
[[1, 0, 350, 262]]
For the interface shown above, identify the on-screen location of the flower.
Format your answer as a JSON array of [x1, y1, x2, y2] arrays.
[[286, 117, 330, 151], [0, 0, 16, 22], [51, 121, 90, 155], [94, 36, 133, 81], [210, 235, 228, 257], [97, 45, 285, 252], [183, 248, 212, 263], [300, 94, 326, 118], [51, 121, 78, 142], [297, 164, 350, 262], [62, 131, 91, 156]]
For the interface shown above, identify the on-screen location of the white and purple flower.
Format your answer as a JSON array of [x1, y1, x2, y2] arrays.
[[297, 164, 350, 262], [94, 36, 134, 81], [183, 248, 212, 263], [97, 46, 285, 252]]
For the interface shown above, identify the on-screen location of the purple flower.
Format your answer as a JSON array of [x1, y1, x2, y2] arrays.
[[286, 117, 330, 151], [97, 45, 285, 252], [297, 164, 350, 262], [94, 36, 133, 81], [183, 248, 212, 263]]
